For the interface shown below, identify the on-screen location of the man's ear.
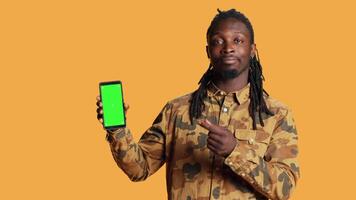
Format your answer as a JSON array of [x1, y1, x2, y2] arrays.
[[250, 43, 256, 58], [206, 45, 210, 58]]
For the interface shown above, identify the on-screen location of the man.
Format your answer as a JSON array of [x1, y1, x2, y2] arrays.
[[96, 9, 299, 200]]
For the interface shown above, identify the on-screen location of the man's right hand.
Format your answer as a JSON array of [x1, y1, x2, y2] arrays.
[[96, 95, 129, 129]]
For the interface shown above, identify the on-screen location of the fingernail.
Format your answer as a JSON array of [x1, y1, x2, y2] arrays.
[[205, 119, 211, 125]]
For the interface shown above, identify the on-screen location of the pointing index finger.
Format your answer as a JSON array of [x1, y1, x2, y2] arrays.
[[199, 119, 225, 135]]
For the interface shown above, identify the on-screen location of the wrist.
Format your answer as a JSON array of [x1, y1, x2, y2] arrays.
[[225, 140, 238, 158], [105, 128, 125, 142]]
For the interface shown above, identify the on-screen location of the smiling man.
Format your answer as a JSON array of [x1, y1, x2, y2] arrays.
[[96, 9, 299, 200]]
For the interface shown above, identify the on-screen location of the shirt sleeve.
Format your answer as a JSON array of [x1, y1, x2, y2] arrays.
[[106, 102, 173, 182], [224, 108, 300, 200]]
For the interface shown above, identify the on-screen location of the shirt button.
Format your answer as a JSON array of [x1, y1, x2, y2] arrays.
[[220, 91, 224, 95], [222, 107, 228, 113], [248, 138, 254, 145]]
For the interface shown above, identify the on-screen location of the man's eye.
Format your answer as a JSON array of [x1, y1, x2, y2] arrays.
[[235, 39, 243, 44], [213, 39, 223, 45]]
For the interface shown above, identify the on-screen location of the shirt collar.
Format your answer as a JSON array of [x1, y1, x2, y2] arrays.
[[206, 81, 250, 104]]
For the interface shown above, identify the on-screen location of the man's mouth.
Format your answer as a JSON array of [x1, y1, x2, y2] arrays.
[[221, 56, 239, 64]]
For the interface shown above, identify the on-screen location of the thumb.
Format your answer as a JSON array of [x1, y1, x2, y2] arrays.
[[124, 103, 130, 114]]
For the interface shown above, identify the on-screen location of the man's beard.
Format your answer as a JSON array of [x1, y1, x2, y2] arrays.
[[214, 65, 249, 80]]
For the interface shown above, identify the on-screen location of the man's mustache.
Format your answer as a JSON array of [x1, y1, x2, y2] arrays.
[[214, 66, 249, 80]]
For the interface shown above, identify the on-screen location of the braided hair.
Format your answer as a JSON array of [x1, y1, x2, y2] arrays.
[[189, 8, 274, 130]]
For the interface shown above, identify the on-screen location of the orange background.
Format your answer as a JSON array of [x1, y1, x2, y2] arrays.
[[1, 1, 355, 199]]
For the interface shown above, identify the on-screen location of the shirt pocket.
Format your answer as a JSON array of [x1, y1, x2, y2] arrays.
[[234, 129, 271, 157]]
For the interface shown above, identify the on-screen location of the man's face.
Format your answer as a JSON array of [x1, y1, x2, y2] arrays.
[[207, 18, 255, 80]]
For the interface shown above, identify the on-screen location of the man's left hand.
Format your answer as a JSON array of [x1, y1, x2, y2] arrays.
[[199, 119, 237, 158]]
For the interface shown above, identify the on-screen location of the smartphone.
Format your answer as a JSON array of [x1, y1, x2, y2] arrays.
[[99, 80, 126, 130]]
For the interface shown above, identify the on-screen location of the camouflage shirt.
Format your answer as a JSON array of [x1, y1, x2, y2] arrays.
[[106, 81, 300, 200]]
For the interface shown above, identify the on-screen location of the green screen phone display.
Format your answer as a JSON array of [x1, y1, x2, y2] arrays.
[[99, 81, 126, 129]]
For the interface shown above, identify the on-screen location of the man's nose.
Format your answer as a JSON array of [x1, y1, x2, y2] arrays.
[[222, 42, 235, 54]]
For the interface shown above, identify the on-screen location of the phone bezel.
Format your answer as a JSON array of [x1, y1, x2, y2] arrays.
[[99, 80, 126, 130]]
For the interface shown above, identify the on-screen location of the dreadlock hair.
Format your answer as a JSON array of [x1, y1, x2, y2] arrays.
[[189, 8, 274, 130]]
